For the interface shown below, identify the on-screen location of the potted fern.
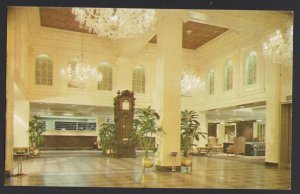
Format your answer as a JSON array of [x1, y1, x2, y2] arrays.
[[28, 114, 46, 156], [133, 106, 164, 171], [98, 120, 115, 155], [181, 110, 207, 169]]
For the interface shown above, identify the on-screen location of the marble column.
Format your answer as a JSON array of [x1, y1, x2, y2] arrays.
[[154, 12, 183, 171], [265, 59, 281, 165]]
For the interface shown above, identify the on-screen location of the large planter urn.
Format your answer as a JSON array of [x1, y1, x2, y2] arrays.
[[30, 147, 40, 157], [181, 157, 192, 171], [143, 157, 153, 171], [104, 148, 113, 155]]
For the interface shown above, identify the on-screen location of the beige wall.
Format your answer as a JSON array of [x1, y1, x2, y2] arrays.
[[187, 30, 267, 111]]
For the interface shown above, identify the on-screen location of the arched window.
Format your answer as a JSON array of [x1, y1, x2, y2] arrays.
[[35, 54, 53, 86], [132, 66, 145, 93], [245, 51, 257, 85], [98, 62, 112, 91], [224, 61, 233, 91], [208, 69, 214, 95]]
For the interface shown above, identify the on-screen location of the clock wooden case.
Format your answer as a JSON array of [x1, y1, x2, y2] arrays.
[[114, 90, 136, 157]]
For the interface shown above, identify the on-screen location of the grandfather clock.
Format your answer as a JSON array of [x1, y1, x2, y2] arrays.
[[114, 90, 136, 158]]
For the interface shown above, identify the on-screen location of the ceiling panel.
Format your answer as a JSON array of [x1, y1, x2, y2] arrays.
[[40, 8, 228, 50]]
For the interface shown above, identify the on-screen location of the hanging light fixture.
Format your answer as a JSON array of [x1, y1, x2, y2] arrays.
[[181, 30, 204, 96], [262, 23, 293, 65], [71, 8, 156, 39], [61, 34, 102, 88]]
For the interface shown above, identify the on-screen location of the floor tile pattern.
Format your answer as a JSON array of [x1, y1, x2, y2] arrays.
[[4, 151, 291, 189]]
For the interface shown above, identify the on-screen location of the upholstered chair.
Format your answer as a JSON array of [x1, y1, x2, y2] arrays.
[[207, 136, 223, 154], [226, 136, 246, 156]]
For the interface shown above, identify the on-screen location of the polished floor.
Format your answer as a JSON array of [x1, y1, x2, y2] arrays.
[[4, 151, 291, 189]]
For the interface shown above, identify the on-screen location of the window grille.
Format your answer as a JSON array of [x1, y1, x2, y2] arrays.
[[35, 54, 53, 86], [132, 66, 145, 93], [98, 62, 112, 90]]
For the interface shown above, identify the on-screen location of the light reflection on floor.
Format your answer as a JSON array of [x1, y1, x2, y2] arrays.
[[4, 150, 291, 189]]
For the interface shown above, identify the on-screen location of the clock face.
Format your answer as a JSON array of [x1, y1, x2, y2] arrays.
[[122, 100, 130, 110]]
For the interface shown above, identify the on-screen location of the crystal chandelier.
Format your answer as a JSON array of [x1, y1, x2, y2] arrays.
[[72, 8, 156, 39], [263, 23, 293, 65], [61, 34, 102, 88], [181, 30, 204, 96]]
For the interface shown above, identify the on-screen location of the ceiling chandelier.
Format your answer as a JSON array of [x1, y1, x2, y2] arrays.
[[262, 23, 293, 65], [72, 8, 156, 39], [61, 34, 102, 88], [181, 30, 204, 96]]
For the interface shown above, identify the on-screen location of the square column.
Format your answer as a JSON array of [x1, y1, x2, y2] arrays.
[[265, 60, 281, 166], [5, 8, 16, 176], [154, 13, 183, 171]]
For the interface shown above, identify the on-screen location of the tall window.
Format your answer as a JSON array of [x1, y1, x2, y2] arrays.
[[132, 66, 145, 93], [245, 51, 257, 85], [224, 61, 233, 91], [98, 62, 112, 91], [35, 54, 53, 86], [208, 70, 214, 95]]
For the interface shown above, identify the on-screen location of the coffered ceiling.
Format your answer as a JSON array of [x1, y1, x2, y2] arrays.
[[39, 7, 228, 50]]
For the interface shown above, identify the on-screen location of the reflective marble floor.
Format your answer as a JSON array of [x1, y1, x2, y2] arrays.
[[4, 151, 291, 189]]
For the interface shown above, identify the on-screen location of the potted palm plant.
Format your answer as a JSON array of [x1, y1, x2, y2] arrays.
[[181, 110, 207, 169], [28, 114, 46, 156], [98, 120, 115, 155], [133, 106, 164, 171]]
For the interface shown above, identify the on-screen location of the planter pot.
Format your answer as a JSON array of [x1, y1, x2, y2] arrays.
[[143, 158, 153, 171], [181, 157, 192, 167], [104, 148, 113, 155], [31, 148, 40, 156]]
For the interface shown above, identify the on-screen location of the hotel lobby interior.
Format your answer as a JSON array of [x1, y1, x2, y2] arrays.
[[4, 7, 293, 189]]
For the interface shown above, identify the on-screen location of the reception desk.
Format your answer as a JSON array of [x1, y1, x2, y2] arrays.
[[41, 130, 98, 150]]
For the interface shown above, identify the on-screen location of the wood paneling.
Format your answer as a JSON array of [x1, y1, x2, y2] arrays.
[[236, 121, 255, 142], [208, 123, 217, 137]]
